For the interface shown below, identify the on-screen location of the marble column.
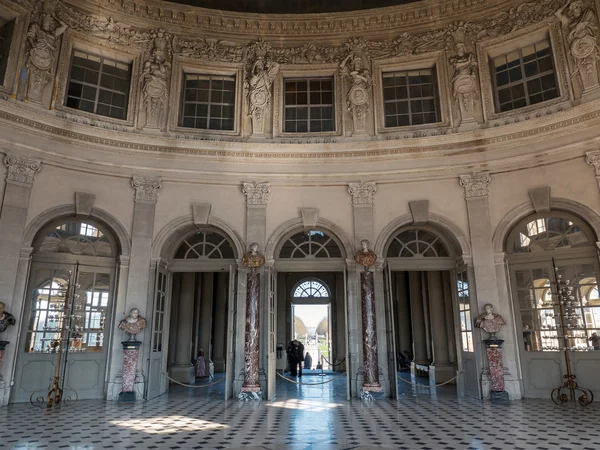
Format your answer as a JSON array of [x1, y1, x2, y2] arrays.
[[335, 272, 346, 370], [171, 272, 195, 384], [0, 155, 41, 406], [428, 271, 454, 383], [442, 271, 457, 364], [409, 271, 430, 375], [459, 172, 521, 399], [199, 272, 214, 362], [212, 272, 228, 372], [360, 270, 381, 392]]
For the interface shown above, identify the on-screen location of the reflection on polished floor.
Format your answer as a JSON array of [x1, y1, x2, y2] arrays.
[[2, 372, 600, 450]]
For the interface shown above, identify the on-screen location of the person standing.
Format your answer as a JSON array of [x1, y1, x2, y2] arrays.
[[304, 352, 312, 370], [287, 339, 305, 377], [589, 332, 600, 350]]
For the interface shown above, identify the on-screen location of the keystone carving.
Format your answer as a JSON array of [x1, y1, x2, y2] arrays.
[[131, 176, 162, 203], [348, 182, 377, 205], [459, 172, 491, 198], [242, 181, 271, 206], [4, 155, 42, 186]]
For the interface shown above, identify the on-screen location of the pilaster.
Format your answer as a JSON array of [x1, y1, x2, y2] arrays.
[[459, 172, 522, 400], [0, 155, 41, 405], [348, 182, 376, 247]]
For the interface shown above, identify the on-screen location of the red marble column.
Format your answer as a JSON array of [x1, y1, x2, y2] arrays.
[[241, 271, 261, 394], [119, 340, 141, 402], [361, 271, 381, 392]]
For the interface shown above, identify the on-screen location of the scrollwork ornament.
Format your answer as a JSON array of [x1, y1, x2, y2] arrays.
[[4, 155, 42, 186], [348, 182, 376, 205], [131, 176, 162, 203], [459, 172, 491, 198], [242, 181, 271, 206]]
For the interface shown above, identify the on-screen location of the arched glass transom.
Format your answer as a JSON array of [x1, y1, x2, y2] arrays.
[[293, 280, 330, 298], [37, 221, 116, 257], [508, 216, 592, 254], [386, 229, 449, 258], [279, 230, 342, 259], [174, 230, 235, 259]]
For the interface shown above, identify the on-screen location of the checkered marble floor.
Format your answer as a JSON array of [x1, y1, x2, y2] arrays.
[[1, 372, 599, 450]]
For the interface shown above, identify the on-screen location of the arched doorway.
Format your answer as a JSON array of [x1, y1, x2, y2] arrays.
[[160, 227, 239, 400], [269, 228, 348, 399], [383, 226, 469, 397], [13, 218, 119, 402], [505, 213, 600, 397]]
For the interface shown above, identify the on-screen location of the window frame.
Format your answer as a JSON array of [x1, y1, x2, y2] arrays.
[[0, 6, 26, 96], [64, 49, 133, 121], [54, 30, 141, 127], [282, 76, 336, 134], [169, 55, 243, 136], [273, 65, 343, 138], [476, 22, 571, 122], [373, 51, 452, 134]]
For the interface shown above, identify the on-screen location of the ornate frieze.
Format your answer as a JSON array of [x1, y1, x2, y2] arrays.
[[348, 182, 377, 205], [131, 176, 162, 203], [459, 172, 491, 198], [4, 154, 41, 186], [242, 181, 271, 206]]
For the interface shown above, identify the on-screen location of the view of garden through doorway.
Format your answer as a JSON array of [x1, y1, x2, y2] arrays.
[[292, 303, 331, 370]]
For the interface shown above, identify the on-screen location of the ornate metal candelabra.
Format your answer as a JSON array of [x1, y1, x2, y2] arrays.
[[550, 258, 593, 406], [30, 264, 80, 408]]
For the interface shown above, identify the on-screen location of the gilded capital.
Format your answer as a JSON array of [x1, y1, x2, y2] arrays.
[[4, 155, 42, 187], [459, 172, 491, 199], [131, 176, 162, 204], [242, 181, 271, 206], [348, 182, 376, 205]]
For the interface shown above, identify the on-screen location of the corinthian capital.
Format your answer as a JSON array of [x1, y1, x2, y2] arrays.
[[131, 176, 162, 204], [4, 155, 42, 186], [459, 172, 491, 199], [348, 182, 376, 205], [242, 182, 271, 206]]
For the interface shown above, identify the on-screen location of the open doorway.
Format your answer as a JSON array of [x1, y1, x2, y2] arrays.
[[292, 303, 332, 371]]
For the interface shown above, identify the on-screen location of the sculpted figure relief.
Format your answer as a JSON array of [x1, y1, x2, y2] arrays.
[[119, 308, 147, 340], [246, 41, 280, 135], [0, 302, 16, 335], [140, 29, 172, 131], [474, 304, 506, 339], [556, 0, 600, 92], [24, 0, 67, 103], [340, 39, 372, 134], [450, 40, 480, 125]]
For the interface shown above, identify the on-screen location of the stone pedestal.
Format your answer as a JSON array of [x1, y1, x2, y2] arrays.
[[239, 271, 262, 400], [0, 341, 8, 405], [484, 339, 509, 404], [360, 270, 381, 395], [119, 341, 141, 402]]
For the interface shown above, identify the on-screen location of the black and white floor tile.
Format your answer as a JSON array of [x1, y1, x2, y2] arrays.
[[1, 372, 599, 450]]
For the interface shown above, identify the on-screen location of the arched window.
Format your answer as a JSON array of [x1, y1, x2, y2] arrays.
[[386, 228, 449, 258], [174, 230, 235, 259], [507, 215, 593, 253], [279, 230, 342, 259], [293, 280, 330, 298], [36, 220, 116, 257]]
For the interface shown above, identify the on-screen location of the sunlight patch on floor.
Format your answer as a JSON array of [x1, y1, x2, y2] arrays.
[[266, 398, 343, 410], [110, 415, 230, 434]]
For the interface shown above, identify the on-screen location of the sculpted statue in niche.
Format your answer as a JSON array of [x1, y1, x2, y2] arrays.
[[119, 308, 147, 341], [22, 0, 67, 104], [140, 29, 172, 131], [556, 0, 600, 93], [340, 38, 372, 135], [449, 38, 480, 126], [246, 40, 280, 136], [474, 303, 506, 339]]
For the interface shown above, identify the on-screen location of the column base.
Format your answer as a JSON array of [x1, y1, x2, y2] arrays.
[[429, 364, 456, 384], [0, 382, 10, 406], [360, 389, 385, 401], [238, 390, 262, 401], [118, 391, 137, 403], [411, 362, 430, 377], [490, 390, 510, 405], [170, 365, 195, 384]]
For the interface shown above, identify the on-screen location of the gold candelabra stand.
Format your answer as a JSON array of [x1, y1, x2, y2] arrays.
[[550, 258, 594, 406]]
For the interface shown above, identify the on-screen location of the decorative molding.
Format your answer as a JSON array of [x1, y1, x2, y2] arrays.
[[459, 172, 491, 199], [301, 208, 319, 229], [348, 181, 377, 205], [131, 176, 162, 203], [4, 154, 41, 186], [242, 181, 271, 206]]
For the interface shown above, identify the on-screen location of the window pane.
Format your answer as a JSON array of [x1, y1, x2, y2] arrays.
[[65, 50, 131, 120], [283, 77, 335, 133], [180, 74, 236, 131], [382, 69, 439, 127]]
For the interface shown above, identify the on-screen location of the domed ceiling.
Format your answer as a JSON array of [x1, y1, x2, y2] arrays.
[[165, 0, 419, 14]]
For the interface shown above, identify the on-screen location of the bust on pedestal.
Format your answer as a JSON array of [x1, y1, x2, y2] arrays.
[[475, 303, 509, 404], [0, 302, 16, 392], [118, 308, 147, 402]]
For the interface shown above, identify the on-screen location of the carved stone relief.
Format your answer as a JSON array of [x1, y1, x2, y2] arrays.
[[348, 182, 377, 205], [242, 181, 271, 206], [459, 172, 491, 198], [4, 154, 41, 186], [340, 38, 372, 135], [131, 176, 162, 203]]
